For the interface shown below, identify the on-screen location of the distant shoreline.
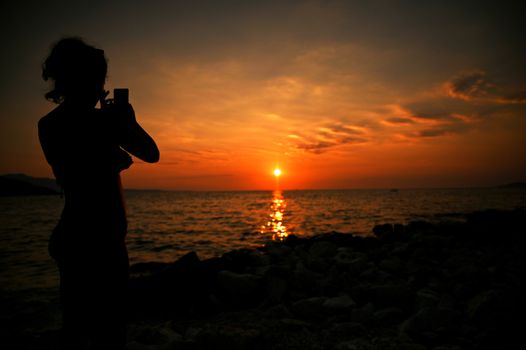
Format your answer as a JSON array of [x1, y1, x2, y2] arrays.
[[1, 173, 525, 195]]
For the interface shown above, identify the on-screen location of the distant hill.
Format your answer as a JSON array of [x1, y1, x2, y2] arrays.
[[0, 174, 60, 197], [499, 182, 526, 189]]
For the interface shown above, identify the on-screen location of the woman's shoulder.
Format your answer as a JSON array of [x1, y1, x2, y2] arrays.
[[38, 105, 64, 130]]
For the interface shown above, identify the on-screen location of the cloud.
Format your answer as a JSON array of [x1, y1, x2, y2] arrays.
[[382, 99, 479, 139], [444, 70, 493, 100], [444, 70, 526, 104], [385, 117, 415, 124], [416, 122, 470, 138], [291, 120, 368, 154]]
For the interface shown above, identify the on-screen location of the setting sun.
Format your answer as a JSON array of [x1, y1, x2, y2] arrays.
[[273, 168, 282, 177]]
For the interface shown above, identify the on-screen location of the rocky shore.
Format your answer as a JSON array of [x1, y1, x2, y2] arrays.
[[126, 209, 525, 350]]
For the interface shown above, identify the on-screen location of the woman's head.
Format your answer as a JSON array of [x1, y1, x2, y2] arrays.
[[42, 37, 107, 105]]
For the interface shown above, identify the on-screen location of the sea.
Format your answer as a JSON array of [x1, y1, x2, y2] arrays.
[[1, 187, 525, 294]]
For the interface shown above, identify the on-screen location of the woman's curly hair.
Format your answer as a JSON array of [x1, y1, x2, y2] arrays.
[[42, 37, 107, 103]]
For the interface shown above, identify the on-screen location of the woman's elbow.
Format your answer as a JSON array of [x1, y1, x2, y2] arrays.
[[145, 148, 160, 163]]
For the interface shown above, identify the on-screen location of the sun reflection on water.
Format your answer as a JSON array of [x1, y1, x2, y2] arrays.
[[261, 190, 288, 241]]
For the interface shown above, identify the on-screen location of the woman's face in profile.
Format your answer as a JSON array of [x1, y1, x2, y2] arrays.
[[66, 76, 106, 107]]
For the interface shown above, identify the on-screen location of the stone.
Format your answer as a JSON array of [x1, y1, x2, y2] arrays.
[[217, 270, 262, 298], [292, 297, 328, 319], [309, 241, 338, 258], [373, 223, 394, 238], [323, 294, 356, 314], [401, 306, 460, 335], [373, 307, 404, 326], [371, 284, 413, 309], [415, 289, 440, 309], [349, 303, 375, 324], [265, 272, 289, 302]]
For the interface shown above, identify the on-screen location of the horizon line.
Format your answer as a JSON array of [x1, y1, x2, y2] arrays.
[[124, 183, 523, 192]]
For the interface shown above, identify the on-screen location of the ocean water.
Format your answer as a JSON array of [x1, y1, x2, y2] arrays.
[[1, 188, 525, 293]]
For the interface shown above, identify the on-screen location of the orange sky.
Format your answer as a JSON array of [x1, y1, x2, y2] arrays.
[[1, 1, 525, 190]]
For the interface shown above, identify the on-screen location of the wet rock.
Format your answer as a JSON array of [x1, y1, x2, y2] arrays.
[[265, 269, 289, 302], [406, 221, 434, 233], [397, 343, 427, 350], [217, 270, 262, 302], [349, 302, 375, 324], [309, 241, 338, 259], [373, 223, 393, 238], [371, 284, 413, 310], [415, 288, 440, 309], [360, 266, 392, 284], [373, 307, 404, 326], [378, 257, 404, 274], [292, 297, 327, 319], [185, 327, 203, 341], [263, 303, 293, 318], [279, 318, 311, 330], [247, 250, 270, 267], [123, 209, 525, 350], [401, 306, 461, 335], [334, 338, 374, 350], [193, 325, 261, 350], [128, 322, 183, 347], [322, 294, 356, 314], [340, 252, 371, 275], [467, 289, 519, 333], [265, 243, 292, 259], [329, 322, 368, 337], [291, 261, 323, 294]]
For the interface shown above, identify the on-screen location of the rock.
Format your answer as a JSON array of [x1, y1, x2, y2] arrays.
[[263, 303, 293, 318], [392, 242, 410, 256], [284, 234, 306, 247], [406, 221, 434, 233], [334, 338, 374, 350], [415, 288, 440, 309], [247, 251, 270, 267], [378, 257, 404, 274], [373, 223, 393, 238], [291, 261, 323, 293], [279, 318, 311, 330], [266, 244, 293, 259], [349, 303, 375, 324], [335, 251, 370, 275], [401, 306, 461, 335], [217, 270, 262, 301], [467, 289, 518, 332], [185, 327, 203, 341], [360, 266, 392, 284], [397, 343, 427, 350], [394, 223, 405, 235], [373, 307, 404, 326], [265, 270, 289, 302], [371, 284, 413, 310], [329, 322, 367, 337], [292, 297, 328, 319], [309, 241, 338, 258], [322, 295, 356, 314], [221, 249, 258, 272], [128, 323, 183, 346], [192, 325, 261, 350]]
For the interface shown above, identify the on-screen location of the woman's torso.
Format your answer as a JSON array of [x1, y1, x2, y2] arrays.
[[39, 104, 132, 237]]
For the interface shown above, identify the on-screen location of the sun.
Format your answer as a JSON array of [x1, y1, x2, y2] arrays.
[[273, 168, 282, 177]]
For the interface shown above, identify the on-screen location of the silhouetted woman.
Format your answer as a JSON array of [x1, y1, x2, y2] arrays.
[[38, 38, 159, 349]]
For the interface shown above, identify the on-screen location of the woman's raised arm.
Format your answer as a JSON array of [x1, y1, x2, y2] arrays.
[[114, 104, 160, 163]]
